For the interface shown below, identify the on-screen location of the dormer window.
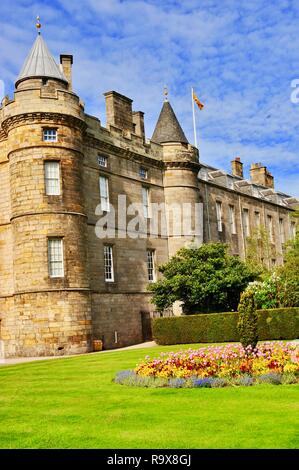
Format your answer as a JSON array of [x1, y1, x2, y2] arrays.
[[43, 128, 57, 142]]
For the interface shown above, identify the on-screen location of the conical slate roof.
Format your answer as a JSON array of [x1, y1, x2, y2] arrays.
[[152, 100, 188, 144], [16, 34, 68, 86]]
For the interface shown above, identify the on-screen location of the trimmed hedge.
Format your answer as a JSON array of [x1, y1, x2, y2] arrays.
[[152, 307, 299, 345]]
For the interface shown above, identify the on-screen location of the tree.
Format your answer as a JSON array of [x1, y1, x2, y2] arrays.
[[148, 243, 260, 314], [246, 225, 273, 272], [237, 289, 258, 349], [276, 229, 299, 307]]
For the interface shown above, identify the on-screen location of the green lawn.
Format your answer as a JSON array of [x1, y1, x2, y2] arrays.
[[0, 343, 298, 449]]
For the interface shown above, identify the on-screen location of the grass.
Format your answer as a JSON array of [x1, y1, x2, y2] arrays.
[[0, 342, 298, 449]]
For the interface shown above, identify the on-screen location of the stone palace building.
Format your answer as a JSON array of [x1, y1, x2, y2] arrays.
[[0, 29, 298, 357]]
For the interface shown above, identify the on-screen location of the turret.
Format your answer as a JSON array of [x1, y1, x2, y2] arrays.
[[152, 95, 203, 257], [0, 24, 92, 357]]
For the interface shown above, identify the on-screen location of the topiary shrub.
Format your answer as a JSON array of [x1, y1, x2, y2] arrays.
[[237, 289, 258, 349]]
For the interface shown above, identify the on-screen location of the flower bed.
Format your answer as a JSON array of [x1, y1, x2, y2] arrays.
[[114, 342, 299, 388]]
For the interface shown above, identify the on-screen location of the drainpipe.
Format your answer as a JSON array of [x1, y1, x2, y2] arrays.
[[204, 184, 211, 241], [238, 195, 246, 260]]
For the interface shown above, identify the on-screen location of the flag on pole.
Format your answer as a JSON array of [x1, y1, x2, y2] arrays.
[[192, 90, 204, 110]]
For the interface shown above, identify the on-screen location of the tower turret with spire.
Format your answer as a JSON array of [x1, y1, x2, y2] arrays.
[[0, 19, 92, 357], [152, 91, 203, 257]]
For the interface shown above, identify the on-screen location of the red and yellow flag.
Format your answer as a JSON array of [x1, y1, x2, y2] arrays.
[[193, 91, 204, 110]]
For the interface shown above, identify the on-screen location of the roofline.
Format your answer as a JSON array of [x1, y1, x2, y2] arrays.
[[15, 75, 68, 88]]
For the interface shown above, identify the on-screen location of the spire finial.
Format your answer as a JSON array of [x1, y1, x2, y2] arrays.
[[36, 16, 41, 34], [163, 85, 168, 102]]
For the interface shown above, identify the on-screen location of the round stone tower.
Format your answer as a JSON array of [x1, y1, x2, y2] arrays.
[[152, 98, 203, 257], [1, 30, 92, 357]]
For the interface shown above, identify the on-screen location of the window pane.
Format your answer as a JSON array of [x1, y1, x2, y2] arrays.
[[229, 205, 236, 234], [98, 155, 107, 167], [216, 202, 222, 232], [43, 129, 57, 142], [48, 238, 64, 277], [242, 209, 250, 237], [142, 187, 149, 218], [45, 161, 60, 195], [147, 250, 155, 281], [139, 167, 148, 179], [104, 245, 114, 282], [267, 215, 274, 242], [99, 176, 110, 212], [279, 219, 285, 244]]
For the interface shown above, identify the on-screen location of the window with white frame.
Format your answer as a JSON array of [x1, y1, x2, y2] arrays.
[[48, 238, 64, 278], [267, 215, 274, 243], [44, 161, 60, 195], [147, 250, 156, 282], [242, 209, 250, 238], [104, 245, 114, 282], [216, 201, 222, 232], [98, 155, 108, 167], [279, 218, 285, 244], [139, 167, 148, 179], [99, 176, 110, 212], [142, 187, 150, 219], [43, 128, 57, 142], [229, 205, 236, 234]]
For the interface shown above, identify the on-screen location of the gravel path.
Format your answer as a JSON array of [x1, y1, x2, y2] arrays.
[[0, 341, 157, 366]]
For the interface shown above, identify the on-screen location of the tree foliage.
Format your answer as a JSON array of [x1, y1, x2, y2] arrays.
[[246, 225, 273, 272], [237, 289, 258, 349], [276, 228, 299, 307], [148, 243, 260, 314]]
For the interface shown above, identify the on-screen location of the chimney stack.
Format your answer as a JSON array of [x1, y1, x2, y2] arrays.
[[132, 111, 145, 140], [104, 91, 134, 132], [60, 55, 73, 90], [231, 157, 243, 178], [250, 163, 274, 189]]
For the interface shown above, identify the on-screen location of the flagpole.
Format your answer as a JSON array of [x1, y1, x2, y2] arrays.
[[191, 87, 198, 149]]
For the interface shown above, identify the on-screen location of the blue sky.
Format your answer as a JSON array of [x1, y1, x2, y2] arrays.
[[1, 0, 299, 196]]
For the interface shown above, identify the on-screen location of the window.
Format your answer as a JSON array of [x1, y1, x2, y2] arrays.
[[291, 221, 296, 239], [242, 209, 250, 238], [229, 205, 236, 234], [44, 161, 60, 195], [216, 201, 222, 232], [254, 211, 261, 238], [104, 245, 114, 282], [147, 250, 156, 282], [142, 187, 150, 218], [99, 176, 110, 212], [139, 167, 148, 179], [48, 238, 64, 278], [98, 155, 107, 167], [267, 215, 274, 243], [279, 218, 285, 244], [43, 128, 57, 142], [254, 211, 260, 228]]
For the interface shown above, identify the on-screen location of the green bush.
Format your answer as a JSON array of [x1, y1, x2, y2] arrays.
[[152, 307, 299, 345], [237, 290, 258, 349]]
